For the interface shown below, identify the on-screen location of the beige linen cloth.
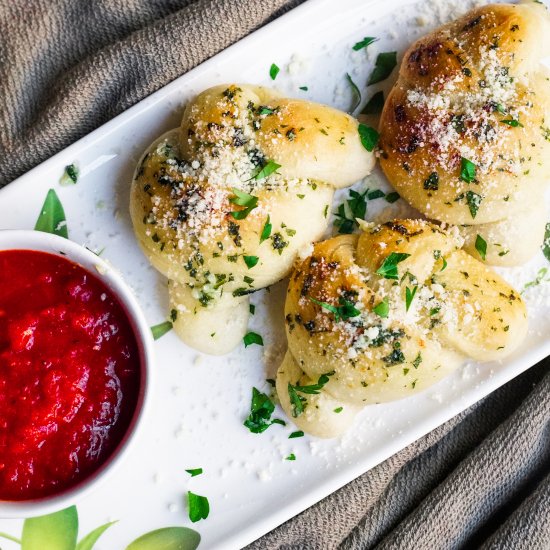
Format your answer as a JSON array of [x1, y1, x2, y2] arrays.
[[0, 1, 549, 548]]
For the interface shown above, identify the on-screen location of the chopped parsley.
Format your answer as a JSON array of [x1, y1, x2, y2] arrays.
[[523, 267, 550, 291], [352, 36, 377, 51], [543, 222, 550, 262], [249, 304, 256, 315], [367, 51, 397, 85], [243, 387, 283, 433], [299, 85, 309, 91], [269, 63, 280, 80], [336, 190, 368, 232], [309, 296, 361, 322], [260, 215, 272, 243], [500, 117, 523, 128], [258, 106, 275, 115], [244, 255, 259, 269], [286, 454, 296, 461], [460, 157, 477, 183], [271, 232, 288, 254], [60, 163, 79, 186], [287, 371, 335, 417], [185, 468, 203, 477], [373, 297, 389, 318], [412, 352, 422, 369], [334, 188, 368, 233], [423, 172, 439, 191], [243, 331, 263, 347], [367, 189, 385, 200], [405, 286, 418, 311], [254, 159, 281, 180], [188, 491, 210, 523], [289, 431, 304, 438], [382, 344, 405, 365], [434, 250, 448, 271], [229, 188, 258, 219], [465, 190, 482, 218], [376, 252, 411, 280], [385, 191, 400, 203], [334, 407, 343, 413], [346, 73, 361, 113], [150, 321, 172, 340], [358, 123, 380, 152], [475, 234, 487, 261], [362, 91, 384, 115]]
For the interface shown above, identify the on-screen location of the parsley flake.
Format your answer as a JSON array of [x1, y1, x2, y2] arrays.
[[500, 118, 523, 128], [243, 332, 263, 347], [289, 431, 304, 438], [465, 190, 482, 218], [542, 222, 550, 261], [382, 345, 405, 365], [229, 188, 258, 219], [385, 191, 400, 203], [405, 286, 418, 311], [185, 468, 203, 477], [373, 297, 389, 318], [188, 492, 209, 523], [358, 123, 380, 152], [460, 157, 477, 183], [286, 454, 296, 461], [309, 296, 361, 322], [244, 387, 283, 433], [367, 51, 397, 85], [475, 234, 487, 261], [334, 407, 343, 413], [346, 73, 362, 113], [376, 252, 411, 280], [423, 172, 439, 191], [60, 164, 79, 186], [244, 255, 259, 269], [367, 189, 385, 200], [334, 188, 368, 234], [260, 215, 272, 243], [287, 372, 335, 417], [254, 160, 281, 180], [269, 63, 280, 80], [352, 36, 377, 51], [523, 267, 550, 291]]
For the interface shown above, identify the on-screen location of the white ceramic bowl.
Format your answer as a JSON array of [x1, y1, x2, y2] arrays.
[[0, 229, 154, 518]]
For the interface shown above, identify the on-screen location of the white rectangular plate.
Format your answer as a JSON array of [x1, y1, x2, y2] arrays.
[[1, 0, 549, 548]]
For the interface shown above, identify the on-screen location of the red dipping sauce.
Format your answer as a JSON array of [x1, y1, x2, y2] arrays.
[[0, 250, 141, 501]]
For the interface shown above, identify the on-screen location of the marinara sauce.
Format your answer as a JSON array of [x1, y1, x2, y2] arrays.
[[0, 250, 140, 500]]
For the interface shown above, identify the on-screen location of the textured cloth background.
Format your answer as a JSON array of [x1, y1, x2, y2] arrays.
[[0, 1, 549, 549]]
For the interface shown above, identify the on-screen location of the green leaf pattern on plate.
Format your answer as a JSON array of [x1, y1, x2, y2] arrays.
[[126, 527, 201, 550], [2, 506, 200, 550], [21, 506, 78, 550]]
